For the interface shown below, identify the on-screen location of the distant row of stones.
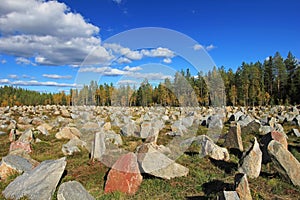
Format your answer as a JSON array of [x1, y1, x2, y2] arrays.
[[0, 105, 299, 199]]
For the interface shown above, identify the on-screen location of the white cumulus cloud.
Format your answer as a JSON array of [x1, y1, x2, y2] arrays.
[[0, 79, 10, 84], [123, 66, 142, 72], [0, 0, 112, 66], [104, 43, 176, 63]]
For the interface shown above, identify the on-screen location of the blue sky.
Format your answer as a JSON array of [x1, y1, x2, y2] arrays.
[[0, 0, 299, 93]]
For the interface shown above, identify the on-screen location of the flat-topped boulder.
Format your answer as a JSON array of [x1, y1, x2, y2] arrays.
[[57, 181, 95, 200], [0, 155, 33, 180], [137, 143, 189, 179], [56, 127, 81, 140], [3, 157, 67, 200]]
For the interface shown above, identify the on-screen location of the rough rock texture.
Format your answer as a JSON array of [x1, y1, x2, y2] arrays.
[[260, 130, 288, 164], [3, 157, 66, 200], [104, 153, 142, 195], [268, 140, 300, 186], [238, 137, 262, 178], [224, 123, 243, 151], [121, 121, 136, 136], [57, 181, 95, 200], [222, 191, 241, 200], [192, 135, 230, 161], [235, 173, 252, 200], [137, 143, 189, 179], [270, 131, 288, 149], [0, 155, 33, 180], [9, 141, 32, 153], [291, 128, 300, 137], [62, 138, 86, 156], [140, 121, 152, 138], [91, 131, 106, 161], [241, 120, 261, 135], [18, 129, 34, 143], [37, 123, 53, 135], [56, 127, 81, 140]]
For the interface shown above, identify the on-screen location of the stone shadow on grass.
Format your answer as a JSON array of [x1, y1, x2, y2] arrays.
[[209, 158, 238, 174], [202, 180, 234, 196], [186, 196, 209, 200]]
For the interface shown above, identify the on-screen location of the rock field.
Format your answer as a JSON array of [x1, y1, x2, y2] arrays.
[[0, 105, 300, 199]]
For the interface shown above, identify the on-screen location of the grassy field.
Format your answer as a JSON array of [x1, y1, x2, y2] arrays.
[[0, 124, 300, 200]]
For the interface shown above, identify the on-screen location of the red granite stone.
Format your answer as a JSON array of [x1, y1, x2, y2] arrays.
[[271, 131, 288, 149], [104, 152, 142, 195], [9, 141, 32, 153]]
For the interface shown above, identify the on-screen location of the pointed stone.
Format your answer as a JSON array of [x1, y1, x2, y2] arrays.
[[9, 141, 32, 153], [57, 181, 95, 200], [3, 157, 66, 200], [224, 123, 243, 152], [91, 131, 106, 161], [18, 129, 34, 143], [268, 140, 300, 186], [235, 173, 252, 200], [104, 152, 142, 195], [238, 137, 262, 178]]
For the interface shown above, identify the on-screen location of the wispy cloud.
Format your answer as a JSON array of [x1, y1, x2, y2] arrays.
[[79, 67, 128, 76], [206, 44, 216, 51], [22, 74, 35, 80], [112, 0, 122, 4], [79, 66, 172, 80], [8, 74, 18, 79], [132, 72, 172, 80], [16, 57, 35, 65], [117, 80, 138, 85], [11, 80, 77, 87], [1, 59, 7, 64], [42, 74, 72, 79], [193, 44, 203, 51], [163, 58, 172, 64], [0, 79, 77, 87], [193, 44, 216, 51]]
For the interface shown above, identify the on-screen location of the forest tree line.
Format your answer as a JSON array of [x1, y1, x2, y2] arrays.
[[0, 51, 299, 107]]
